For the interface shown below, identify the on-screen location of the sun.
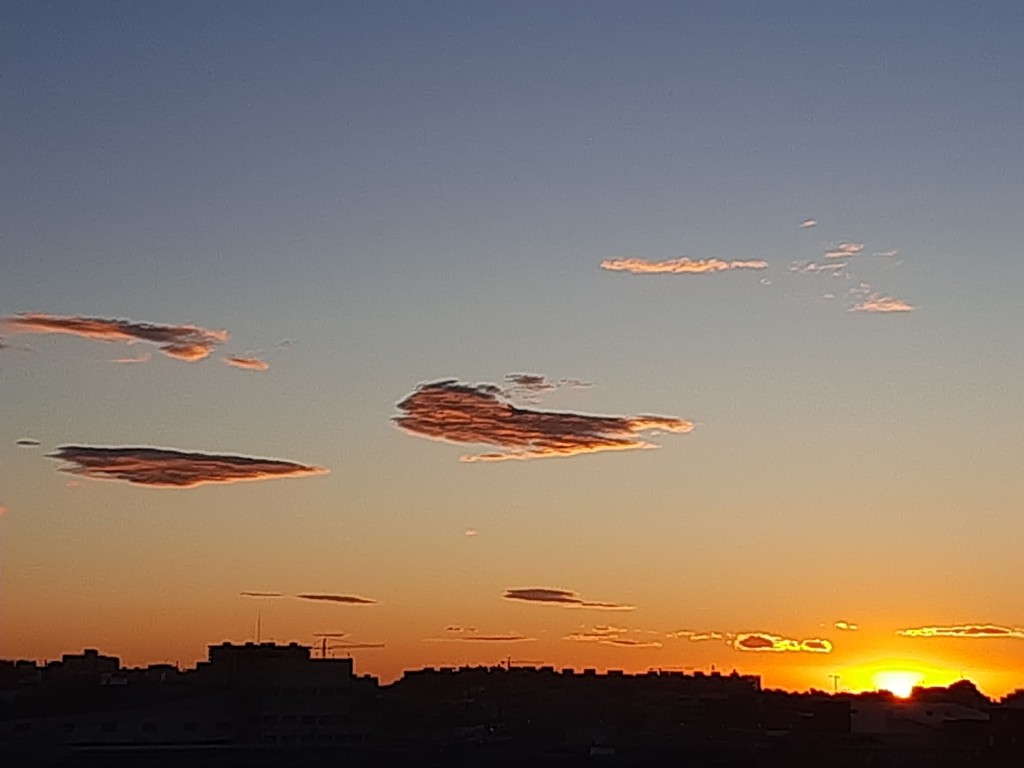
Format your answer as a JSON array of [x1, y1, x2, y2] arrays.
[[873, 670, 925, 699]]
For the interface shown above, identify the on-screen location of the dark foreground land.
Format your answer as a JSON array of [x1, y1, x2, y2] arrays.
[[4, 643, 1024, 766]]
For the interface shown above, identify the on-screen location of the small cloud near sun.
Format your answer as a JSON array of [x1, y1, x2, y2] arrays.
[[825, 242, 864, 259], [393, 379, 692, 462], [503, 588, 634, 611], [896, 624, 1024, 639], [600, 257, 768, 275], [734, 632, 833, 653], [834, 621, 859, 631], [800, 219, 817, 229]]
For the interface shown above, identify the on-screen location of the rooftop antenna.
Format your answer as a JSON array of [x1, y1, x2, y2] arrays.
[[256, 611, 262, 643], [829, 674, 840, 694]]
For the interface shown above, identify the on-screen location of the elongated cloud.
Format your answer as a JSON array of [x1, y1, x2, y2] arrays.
[[394, 379, 693, 462], [850, 294, 914, 313], [601, 257, 768, 275], [296, 593, 376, 605], [734, 633, 833, 653], [240, 591, 285, 598], [896, 624, 1024, 639], [789, 261, 847, 275], [3, 313, 229, 361], [426, 634, 535, 643], [49, 446, 329, 488], [329, 641, 385, 649], [834, 621, 859, 631], [17, 439, 41, 447], [825, 242, 864, 259], [668, 629, 730, 642], [800, 219, 817, 229], [565, 626, 659, 647], [503, 588, 634, 611], [110, 352, 151, 364], [224, 355, 270, 372]]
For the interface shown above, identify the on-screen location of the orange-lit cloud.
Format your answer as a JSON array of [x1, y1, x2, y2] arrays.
[[329, 641, 385, 649], [464, 528, 479, 537], [600, 257, 769, 274], [394, 379, 693, 462], [668, 629, 730, 642], [240, 591, 285, 598], [734, 633, 833, 653], [3, 313, 229, 361], [426, 633, 535, 643], [850, 293, 914, 313], [224, 355, 270, 372], [800, 219, 817, 229], [896, 624, 1024, 639], [110, 352, 151, 364], [444, 626, 477, 634], [49, 446, 329, 488], [825, 242, 864, 259], [503, 588, 634, 611], [296, 593, 376, 605], [565, 626, 659, 647], [835, 621, 859, 631]]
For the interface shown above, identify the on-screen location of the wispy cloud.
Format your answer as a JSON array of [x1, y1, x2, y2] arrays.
[[16, 438, 41, 447], [394, 379, 693, 462], [427, 633, 535, 643], [464, 528, 479, 537], [502, 373, 591, 402], [874, 249, 899, 258], [667, 629, 730, 642], [444, 626, 477, 634], [800, 219, 817, 229], [110, 352, 151, 364], [240, 591, 285, 598], [824, 242, 864, 259], [296, 593, 376, 605], [601, 257, 768, 275], [733, 633, 833, 653], [789, 261, 848, 275], [850, 293, 914, 313], [224, 355, 270, 372], [49, 446, 329, 488], [565, 626, 660, 647], [329, 641, 385, 649], [503, 588, 634, 611], [834, 621, 859, 631], [896, 624, 1024, 639], [2, 313, 228, 361]]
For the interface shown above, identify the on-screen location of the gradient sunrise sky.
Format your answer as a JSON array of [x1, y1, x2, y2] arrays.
[[2, 1, 1023, 696]]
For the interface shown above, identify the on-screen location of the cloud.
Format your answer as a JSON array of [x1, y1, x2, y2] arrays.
[[850, 294, 914, 313], [394, 379, 693, 462], [874, 249, 899, 258], [789, 261, 848, 275], [600, 257, 768, 275], [224, 355, 270, 372], [564, 626, 658, 647], [824, 242, 864, 259], [2, 313, 229, 361], [733, 633, 833, 653], [444, 626, 477, 634], [110, 352, 151, 364], [668, 630, 729, 642], [16, 439, 41, 447], [313, 632, 350, 638], [834, 621, 859, 631], [464, 528, 479, 537], [427, 634, 535, 643], [502, 373, 591, 402], [800, 219, 817, 229], [48, 446, 329, 488], [240, 591, 285, 598], [503, 588, 634, 611], [296, 593, 376, 605], [896, 624, 1024, 639]]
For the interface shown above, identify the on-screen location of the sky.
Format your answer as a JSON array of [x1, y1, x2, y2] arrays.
[[2, 1, 1023, 697]]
